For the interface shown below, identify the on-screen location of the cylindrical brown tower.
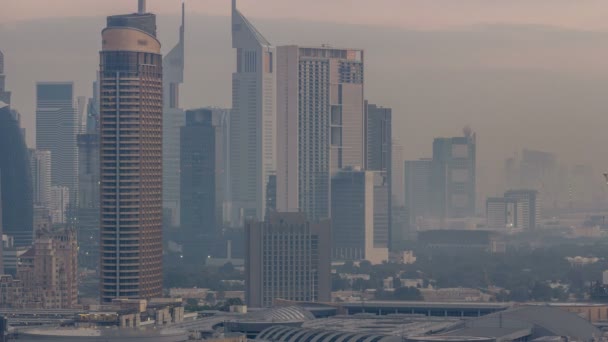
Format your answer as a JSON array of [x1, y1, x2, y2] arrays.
[[99, 8, 163, 303]]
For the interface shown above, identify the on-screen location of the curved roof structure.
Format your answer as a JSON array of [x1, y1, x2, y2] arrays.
[[440, 305, 601, 341], [256, 326, 401, 342], [248, 306, 316, 323]]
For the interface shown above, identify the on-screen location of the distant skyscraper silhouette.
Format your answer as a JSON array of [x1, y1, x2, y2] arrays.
[[364, 102, 392, 249], [99, 2, 163, 302], [76, 81, 100, 268], [431, 130, 476, 219], [405, 159, 432, 230], [163, 2, 186, 228], [180, 109, 217, 260], [276, 46, 365, 220], [0, 102, 33, 247], [36, 82, 78, 203], [230, 0, 276, 224]]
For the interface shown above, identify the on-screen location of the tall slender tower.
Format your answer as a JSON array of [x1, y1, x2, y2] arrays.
[[162, 2, 186, 228], [99, 0, 163, 302], [230, 0, 276, 224]]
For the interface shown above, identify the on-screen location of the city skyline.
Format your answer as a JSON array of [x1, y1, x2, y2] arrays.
[[2, 0, 608, 337]]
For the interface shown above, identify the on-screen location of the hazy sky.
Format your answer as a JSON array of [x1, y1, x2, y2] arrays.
[[3, 0, 608, 30], [3, 0, 608, 204]]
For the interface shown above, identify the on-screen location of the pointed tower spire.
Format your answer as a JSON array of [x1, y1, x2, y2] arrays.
[[180, 1, 185, 43], [232, 0, 237, 13]]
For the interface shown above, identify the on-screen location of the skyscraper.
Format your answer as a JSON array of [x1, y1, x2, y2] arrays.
[[76, 81, 100, 268], [36, 82, 78, 203], [331, 168, 388, 264], [230, 0, 276, 224], [431, 130, 476, 219], [365, 102, 392, 248], [276, 46, 365, 220], [180, 109, 217, 260], [29, 149, 52, 208], [404, 159, 432, 229], [162, 2, 186, 228], [245, 212, 331, 308], [0, 50, 10, 104], [99, 0, 163, 302], [50, 186, 69, 225], [0, 102, 33, 247]]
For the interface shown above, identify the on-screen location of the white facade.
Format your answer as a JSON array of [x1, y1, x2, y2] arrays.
[[29, 149, 52, 208], [276, 46, 365, 221], [50, 186, 69, 225], [162, 3, 185, 227], [230, 0, 276, 223]]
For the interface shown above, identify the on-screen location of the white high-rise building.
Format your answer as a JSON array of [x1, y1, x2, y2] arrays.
[[36, 82, 78, 204], [162, 2, 186, 228], [50, 186, 69, 225], [29, 149, 52, 208], [276, 46, 365, 221], [230, 0, 276, 224]]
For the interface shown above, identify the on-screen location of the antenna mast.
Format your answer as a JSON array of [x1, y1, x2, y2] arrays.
[[138, 0, 146, 14]]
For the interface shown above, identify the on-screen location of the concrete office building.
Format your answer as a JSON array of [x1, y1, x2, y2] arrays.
[[0, 102, 33, 247], [230, 0, 276, 224], [404, 159, 432, 229], [431, 130, 476, 219], [276, 46, 365, 220], [50, 186, 69, 225], [162, 2, 186, 228], [99, 0, 163, 302], [504, 190, 540, 230], [180, 109, 217, 260], [36, 82, 78, 203], [331, 168, 388, 264], [30, 149, 52, 208], [485, 197, 516, 229], [245, 213, 331, 308]]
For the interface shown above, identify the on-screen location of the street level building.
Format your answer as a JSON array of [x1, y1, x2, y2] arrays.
[[245, 213, 331, 308]]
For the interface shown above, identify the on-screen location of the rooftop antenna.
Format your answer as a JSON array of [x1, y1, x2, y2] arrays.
[[232, 0, 237, 12], [138, 0, 146, 14]]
